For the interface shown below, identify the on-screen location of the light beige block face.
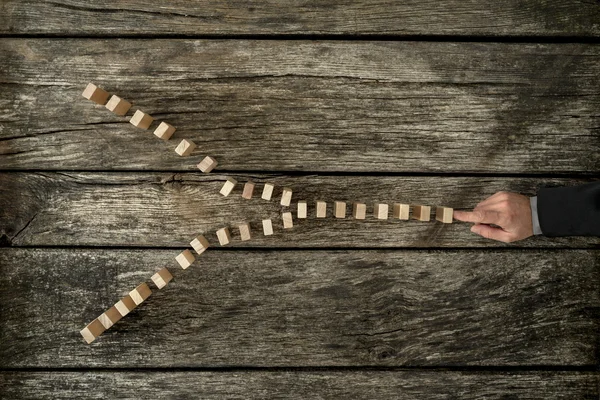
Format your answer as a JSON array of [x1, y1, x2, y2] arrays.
[[220, 178, 238, 196], [297, 200, 307, 218], [82, 83, 110, 105], [151, 267, 173, 289], [242, 182, 255, 199], [316, 201, 327, 218], [393, 203, 410, 220], [334, 201, 347, 218], [80, 319, 106, 344], [216, 227, 232, 246], [129, 283, 152, 305], [115, 295, 137, 317], [197, 156, 218, 173], [280, 188, 293, 206], [412, 205, 431, 221], [98, 306, 123, 329], [190, 235, 210, 255], [262, 183, 275, 200], [239, 223, 251, 241], [352, 203, 366, 219], [153, 121, 176, 140], [176, 249, 195, 269], [282, 212, 293, 228], [129, 110, 154, 129], [436, 206, 453, 223], [262, 219, 274, 235], [175, 139, 196, 156], [374, 203, 389, 219], [105, 95, 132, 116]]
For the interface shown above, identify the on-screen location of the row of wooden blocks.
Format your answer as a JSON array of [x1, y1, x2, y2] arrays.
[[220, 178, 293, 206]]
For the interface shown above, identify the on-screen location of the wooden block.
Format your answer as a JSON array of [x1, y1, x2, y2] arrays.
[[297, 200, 307, 218], [242, 181, 255, 199], [175, 139, 196, 156], [239, 222, 251, 241], [217, 227, 232, 246], [262, 183, 275, 200], [98, 306, 122, 330], [374, 203, 389, 220], [197, 156, 218, 173], [153, 121, 176, 140], [334, 201, 347, 218], [352, 203, 366, 219], [412, 205, 431, 222], [129, 282, 152, 306], [80, 319, 106, 344], [129, 109, 154, 129], [175, 249, 195, 269], [280, 187, 293, 206], [262, 219, 274, 235], [282, 212, 293, 229], [114, 294, 137, 317], [316, 200, 327, 218], [190, 235, 210, 255], [105, 95, 132, 116], [436, 206, 453, 223], [82, 83, 110, 105], [393, 203, 410, 220], [220, 178, 238, 196], [151, 267, 173, 289]]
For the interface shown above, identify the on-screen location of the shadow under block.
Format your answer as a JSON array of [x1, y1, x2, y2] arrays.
[[413, 205, 432, 222], [190, 235, 210, 255], [216, 227, 232, 246], [175, 139, 196, 156], [281, 187, 293, 206], [393, 203, 410, 220], [115, 294, 137, 317], [316, 201, 327, 218], [129, 283, 152, 306], [80, 318, 106, 344], [220, 178, 238, 197], [105, 95, 132, 116], [239, 223, 251, 241], [261, 183, 275, 200], [98, 306, 123, 329], [242, 181, 255, 199], [282, 212, 293, 228], [129, 110, 154, 129], [353, 202, 366, 219], [197, 156, 218, 173], [374, 203, 389, 219], [176, 249, 195, 269], [153, 122, 176, 140], [297, 200, 307, 218], [436, 206, 454, 223], [81, 83, 110, 105], [262, 219, 274, 235], [151, 267, 173, 289], [334, 201, 347, 218]]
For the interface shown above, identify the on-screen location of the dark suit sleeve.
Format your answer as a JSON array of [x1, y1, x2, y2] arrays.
[[537, 181, 600, 237]]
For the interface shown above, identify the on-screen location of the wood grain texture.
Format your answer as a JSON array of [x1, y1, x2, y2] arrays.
[[1, 39, 599, 173], [0, 248, 598, 367], [1, 1, 600, 36], [0, 371, 598, 399], [1, 172, 599, 248]]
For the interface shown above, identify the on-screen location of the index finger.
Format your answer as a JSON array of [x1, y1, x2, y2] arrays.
[[453, 209, 502, 224]]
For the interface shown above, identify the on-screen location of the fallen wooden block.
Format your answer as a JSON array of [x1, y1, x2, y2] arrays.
[[316, 200, 327, 218], [105, 95, 132, 116], [197, 156, 218, 173], [175, 249, 195, 269], [115, 294, 137, 317], [220, 177, 238, 196], [153, 121, 176, 140], [129, 110, 154, 129], [129, 283, 152, 306], [98, 306, 123, 330], [242, 181, 255, 199], [151, 267, 173, 289], [393, 203, 410, 220], [334, 201, 347, 218], [297, 200, 307, 218], [436, 206, 453, 223], [175, 139, 196, 156], [352, 203, 366, 219], [412, 205, 431, 222], [190, 235, 210, 255], [217, 227, 232, 246], [239, 223, 251, 241], [374, 203, 389, 220], [80, 318, 106, 344], [262, 219, 274, 235], [280, 187, 293, 206], [282, 212, 293, 228], [262, 183, 275, 200], [82, 83, 110, 105]]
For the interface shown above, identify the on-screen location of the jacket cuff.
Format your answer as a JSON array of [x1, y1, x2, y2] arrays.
[[530, 196, 542, 235]]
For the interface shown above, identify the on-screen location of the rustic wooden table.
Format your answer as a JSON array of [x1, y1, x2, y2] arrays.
[[1, 1, 599, 398]]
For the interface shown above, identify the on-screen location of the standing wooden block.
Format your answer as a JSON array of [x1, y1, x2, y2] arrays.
[[436, 206, 453, 223], [412, 205, 431, 222], [175, 139, 196, 156], [262, 183, 275, 200], [129, 283, 152, 306], [190, 235, 210, 255], [262, 219, 274, 235], [176, 249, 195, 269], [239, 223, 251, 241], [374, 203, 389, 220], [297, 200, 307, 219], [280, 187, 293, 206], [105, 95, 132, 116], [242, 181, 255, 199], [80, 319, 106, 344], [334, 201, 347, 218], [352, 203, 366, 219], [282, 212, 293, 228], [98, 306, 123, 329], [220, 178, 238, 196], [316, 200, 327, 218], [129, 110, 154, 129], [82, 83, 110, 105], [197, 156, 218, 173], [217, 227, 232, 246], [153, 122, 176, 140], [393, 203, 410, 220], [115, 295, 137, 317], [151, 267, 173, 289]]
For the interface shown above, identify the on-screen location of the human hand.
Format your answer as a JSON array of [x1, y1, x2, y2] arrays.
[[453, 191, 533, 243]]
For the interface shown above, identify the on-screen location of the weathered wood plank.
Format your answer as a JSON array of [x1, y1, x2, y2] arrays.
[[1, 39, 599, 173], [0, 248, 597, 367], [1, 1, 599, 36], [0, 371, 597, 399], [1, 172, 598, 248]]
